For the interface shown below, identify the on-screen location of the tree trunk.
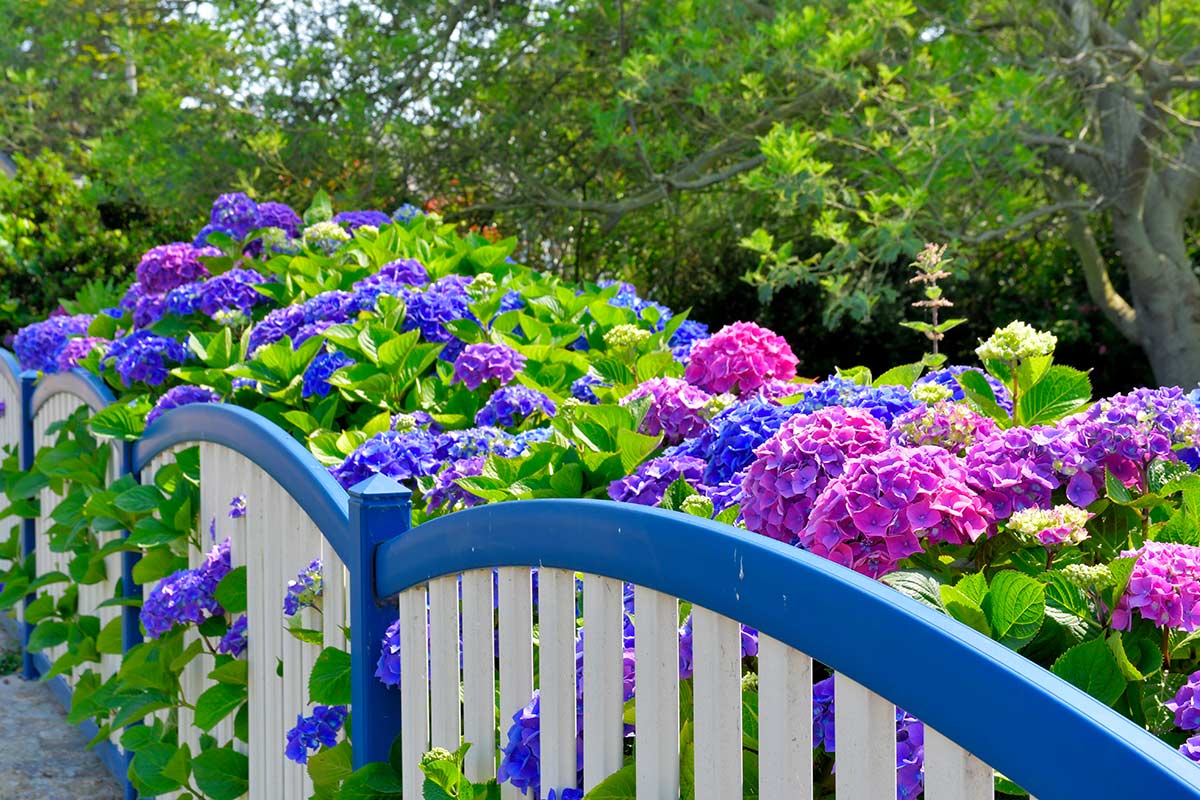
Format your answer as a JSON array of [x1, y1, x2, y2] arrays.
[[1112, 192, 1200, 387]]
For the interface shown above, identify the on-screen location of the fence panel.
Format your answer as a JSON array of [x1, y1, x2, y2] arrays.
[[0, 353, 24, 640]]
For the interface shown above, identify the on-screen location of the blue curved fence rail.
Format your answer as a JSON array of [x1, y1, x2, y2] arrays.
[[0, 351, 1198, 799]]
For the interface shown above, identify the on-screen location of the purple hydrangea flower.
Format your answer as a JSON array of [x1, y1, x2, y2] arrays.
[[120, 282, 168, 329], [570, 373, 607, 404], [257, 202, 302, 237], [217, 614, 248, 657], [434, 426, 515, 461], [1180, 735, 1200, 764], [621, 378, 712, 445], [453, 343, 526, 390], [333, 210, 391, 230], [962, 426, 1065, 522], [104, 332, 189, 386], [302, 351, 355, 399], [803, 446, 991, 578], [283, 559, 323, 616], [475, 386, 556, 428], [210, 193, 260, 240], [139, 538, 231, 638], [146, 385, 221, 426], [1166, 670, 1200, 731], [54, 335, 109, 372], [608, 455, 707, 506], [197, 269, 270, 317], [331, 430, 441, 488], [285, 705, 348, 764], [795, 376, 921, 427], [684, 321, 798, 396], [136, 243, 213, 295], [1112, 541, 1200, 632], [426, 457, 487, 512], [402, 280, 475, 356], [694, 397, 802, 486], [14, 315, 93, 372], [741, 407, 890, 544], [229, 495, 247, 519]]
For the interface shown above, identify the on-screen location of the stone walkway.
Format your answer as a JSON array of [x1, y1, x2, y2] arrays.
[[0, 625, 122, 800]]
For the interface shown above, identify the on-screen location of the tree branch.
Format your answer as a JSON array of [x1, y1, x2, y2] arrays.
[[1046, 179, 1140, 341], [1160, 130, 1200, 214], [954, 200, 1100, 244]]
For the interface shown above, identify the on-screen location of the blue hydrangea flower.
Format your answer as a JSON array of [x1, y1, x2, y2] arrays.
[[434, 426, 515, 461], [146, 385, 221, 426], [285, 705, 348, 764], [210, 193, 260, 240], [197, 269, 270, 317], [695, 397, 801, 485], [257, 202, 302, 237], [570, 373, 607, 404], [283, 559, 323, 616], [426, 457, 487, 512], [915, 365, 1013, 414], [670, 319, 710, 361], [609, 455, 707, 506], [165, 283, 203, 316], [795, 376, 921, 426], [217, 614, 248, 657], [302, 351, 355, 399], [333, 210, 391, 230], [104, 332, 189, 387], [476, 386, 557, 427], [13, 314, 93, 372], [139, 538, 231, 638], [229, 495, 247, 519], [392, 203, 424, 223], [331, 430, 442, 488]]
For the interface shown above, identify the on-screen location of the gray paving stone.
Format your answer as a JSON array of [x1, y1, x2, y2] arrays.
[[0, 625, 122, 799]]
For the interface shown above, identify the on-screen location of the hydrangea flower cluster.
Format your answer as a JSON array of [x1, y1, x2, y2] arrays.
[[570, 372, 607, 404], [218, 615, 248, 657], [330, 429, 442, 488], [794, 376, 921, 426], [1006, 505, 1091, 547], [434, 426, 513, 461], [603, 323, 649, 351], [283, 559, 323, 616], [975, 320, 1057, 363], [104, 331, 189, 386], [257, 201, 303, 238], [192, 268, 270, 317], [14, 314, 93, 372], [209, 193, 261, 240], [475, 385, 556, 427], [136, 243, 214, 295], [425, 457, 487, 512], [684, 321, 798, 395], [284, 705, 348, 764], [803, 446, 990, 577], [247, 291, 358, 353], [303, 221, 352, 252], [621, 377, 712, 444], [608, 455, 706, 506], [1166, 670, 1200, 732], [333, 210, 391, 230], [1112, 541, 1200, 632], [688, 397, 800, 485], [302, 351, 355, 398], [669, 319, 710, 361], [740, 407, 889, 543], [145, 385, 221, 426], [888, 401, 996, 455], [229, 495, 247, 519], [453, 343, 526, 390], [1055, 387, 1200, 507], [54, 336, 110, 371], [402, 277, 475, 359], [962, 426, 1064, 521], [139, 538, 231, 638], [914, 365, 1013, 414]]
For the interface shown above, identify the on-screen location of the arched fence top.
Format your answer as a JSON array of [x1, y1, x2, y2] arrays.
[[374, 497, 1200, 800], [0, 348, 21, 393], [134, 403, 351, 560], [30, 369, 115, 415]]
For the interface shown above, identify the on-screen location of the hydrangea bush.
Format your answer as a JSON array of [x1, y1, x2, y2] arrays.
[[7, 190, 1200, 798]]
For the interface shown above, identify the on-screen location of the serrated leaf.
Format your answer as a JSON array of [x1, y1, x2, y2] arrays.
[[1015, 365, 1091, 426], [194, 682, 246, 731], [309, 647, 351, 705], [939, 584, 991, 636], [1050, 638, 1126, 706], [982, 571, 1044, 650]]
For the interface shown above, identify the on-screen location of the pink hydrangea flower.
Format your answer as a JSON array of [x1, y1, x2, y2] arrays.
[[1112, 541, 1200, 632], [801, 446, 991, 578], [621, 378, 712, 444], [741, 407, 889, 543], [684, 321, 798, 395]]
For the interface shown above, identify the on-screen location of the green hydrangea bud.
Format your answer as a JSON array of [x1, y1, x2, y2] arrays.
[[468, 273, 497, 298], [303, 221, 352, 252], [392, 413, 419, 433], [260, 226, 296, 254], [603, 324, 650, 351], [213, 309, 248, 328], [975, 321, 1057, 363], [1059, 563, 1115, 590], [420, 747, 455, 769], [910, 382, 953, 404], [681, 494, 715, 519], [705, 392, 738, 417], [741, 672, 759, 693], [356, 224, 380, 237]]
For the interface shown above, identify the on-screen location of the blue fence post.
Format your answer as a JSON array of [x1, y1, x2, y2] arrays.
[[19, 370, 36, 680], [122, 441, 142, 800], [347, 474, 411, 770]]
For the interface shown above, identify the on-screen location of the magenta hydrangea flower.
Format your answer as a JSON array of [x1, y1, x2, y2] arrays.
[[1165, 671, 1200, 731], [802, 446, 991, 578], [756, 378, 806, 402], [962, 426, 1065, 522], [135, 243, 213, 295], [888, 401, 997, 455], [741, 407, 889, 543], [452, 343, 526, 390], [621, 377, 712, 445], [684, 321, 798, 395], [1112, 541, 1200, 632]]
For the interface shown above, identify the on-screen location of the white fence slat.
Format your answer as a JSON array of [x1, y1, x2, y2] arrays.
[[634, 586, 679, 799], [428, 575, 462, 750], [399, 586, 430, 799], [497, 567, 533, 800], [925, 726, 994, 800], [539, 568, 578, 792], [280, 490, 307, 797], [462, 569, 496, 782], [758, 634, 812, 800], [692, 607, 743, 800], [248, 462, 269, 799], [834, 673, 896, 799], [582, 574, 624, 790]]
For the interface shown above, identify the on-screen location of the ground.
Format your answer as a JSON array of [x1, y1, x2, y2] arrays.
[[0, 624, 122, 800]]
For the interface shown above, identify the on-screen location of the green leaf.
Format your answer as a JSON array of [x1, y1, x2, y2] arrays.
[[194, 682, 247, 731], [88, 401, 149, 441], [1015, 365, 1091, 426], [1050, 638, 1127, 706], [1106, 631, 1147, 681], [114, 484, 163, 514], [981, 571, 1044, 650], [583, 763, 637, 799], [956, 370, 1010, 423], [192, 746, 250, 800], [1105, 469, 1134, 505], [880, 570, 945, 610], [955, 572, 989, 605], [873, 362, 924, 388], [129, 742, 183, 796], [215, 566, 247, 614], [310, 646, 352, 705], [309, 739, 354, 795], [162, 743, 193, 786], [27, 619, 68, 651], [209, 658, 249, 686], [304, 189, 333, 225], [938, 584, 991, 636], [337, 763, 404, 799], [96, 616, 123, 654]]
